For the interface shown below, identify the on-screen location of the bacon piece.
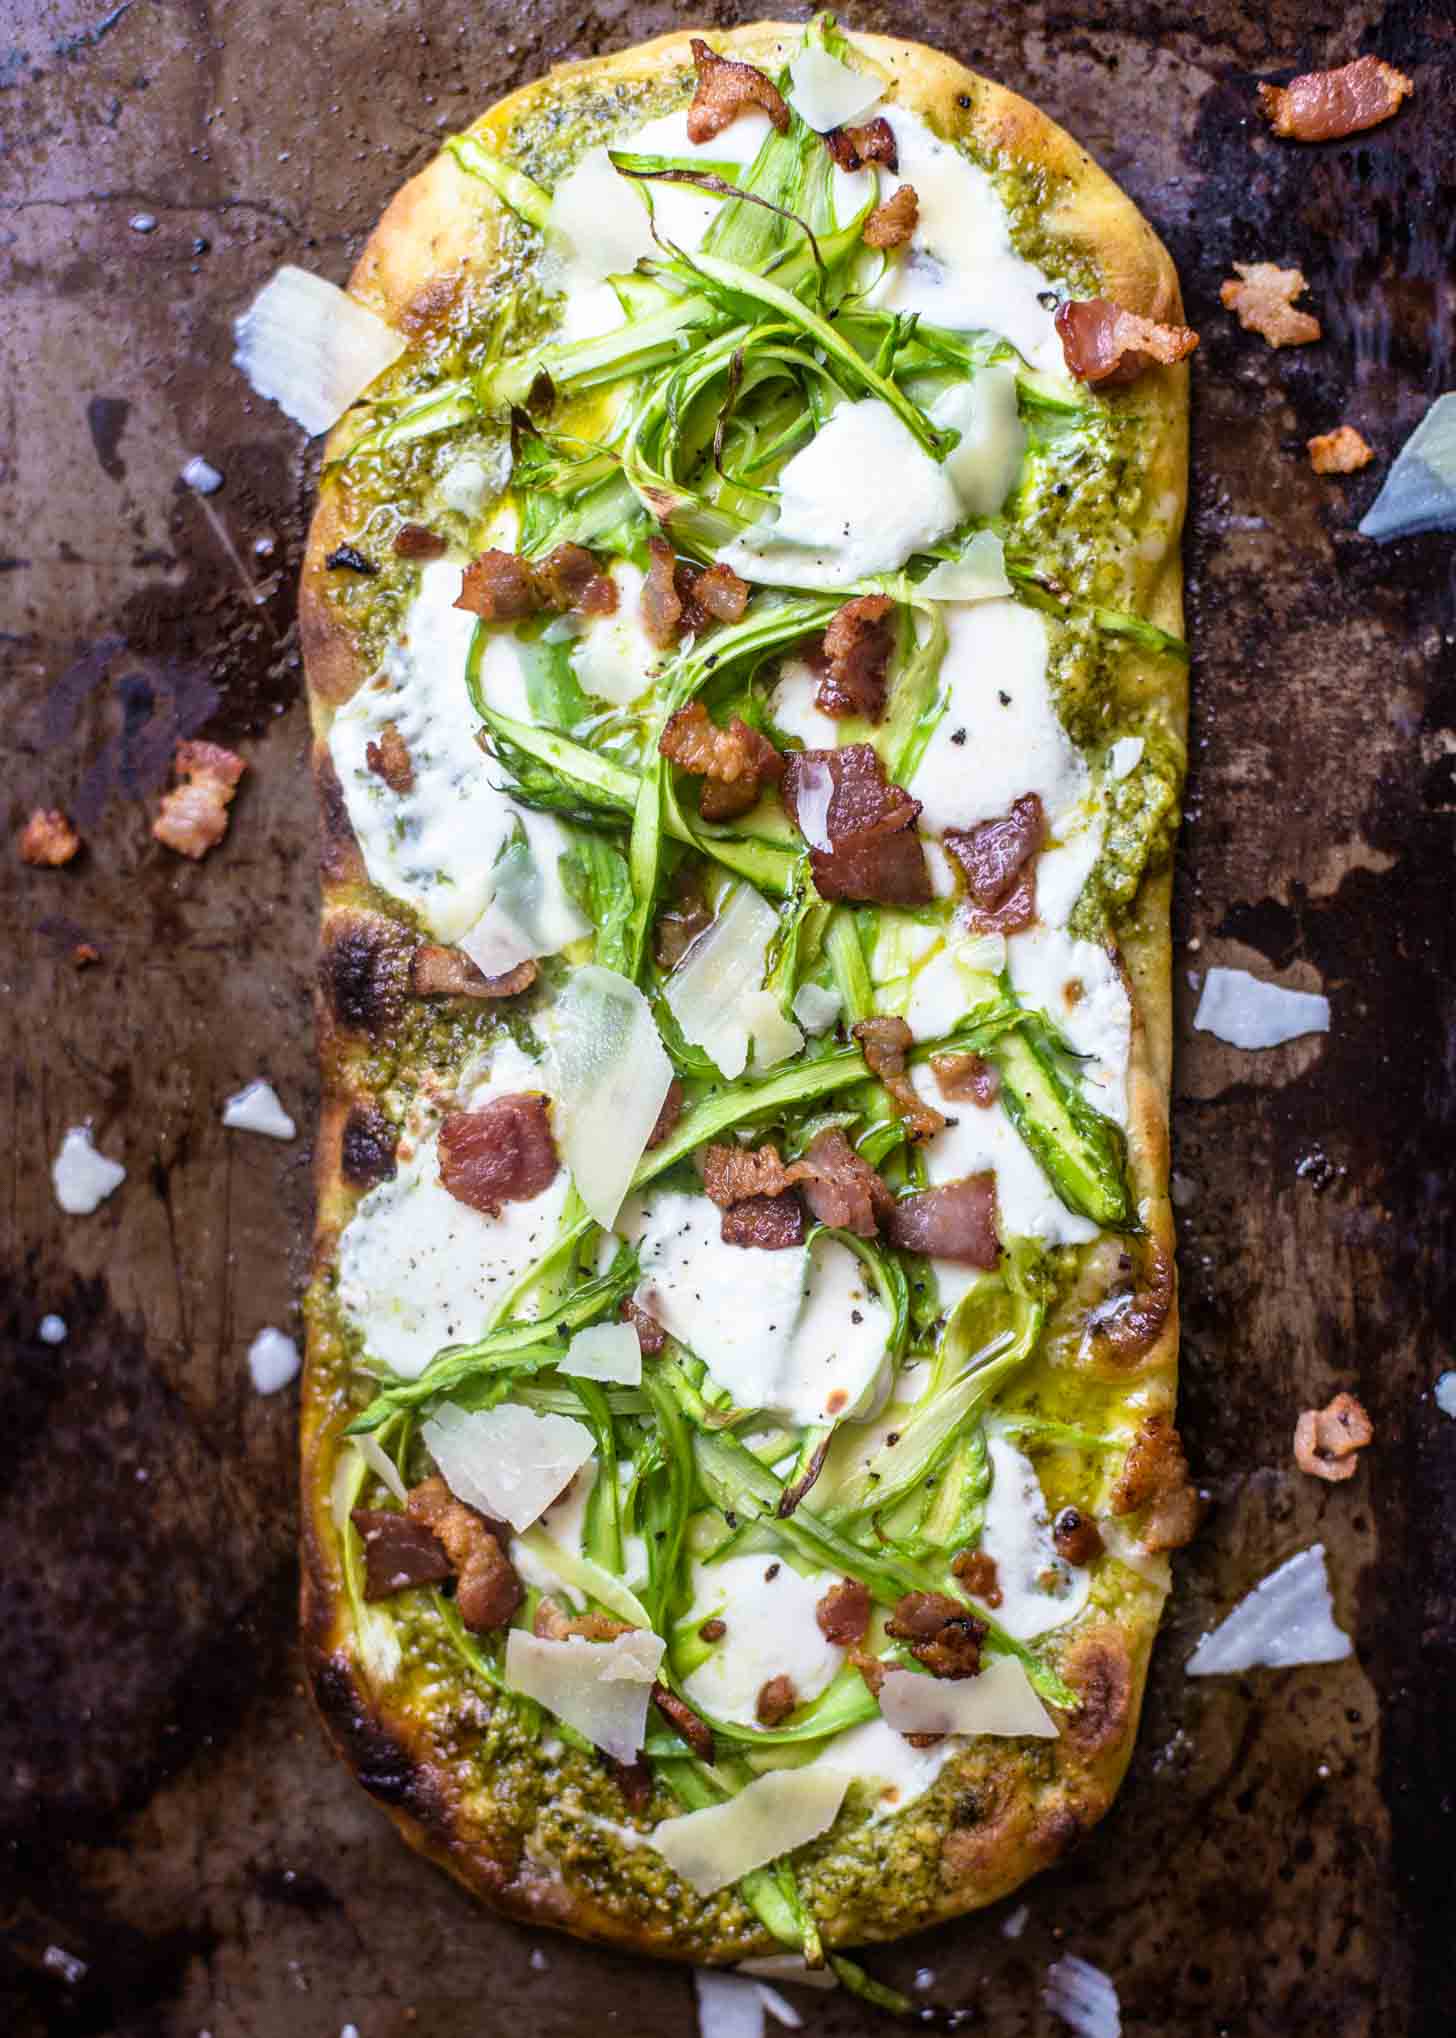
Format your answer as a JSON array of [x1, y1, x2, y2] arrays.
[[797, 1127, 893, 1238], [455, 547, 540, 620], [1219, 262, 1321, 348], [1258, 55, 1412, 142], [531, 542, 602, 612], [406, 1476, 523, 1631], [534, 1595, 634, 1642], [1086, 1243, 1174, 1361], [823, 116, 897, 172], [1109, 1414, 1199, 1553], [931, 1051, 999, 1108], [1052, 1507, 1103, 1566], [1308, 425, 1374, 475], [849, 1644, 885, 1697], [950, 1548, 1003, 1607], [621, 1296, 666, 1356], [18, 808, 81, 867], [1294, 1392, 1374, 1483], [721, 1193, 806, 1251], [686, 37, 790, 144], [652, 1681, 715, 1762], [411, 946, 537, 1000], [816, 1577, 871, 1646], [577, 572, 619, 616], [755, 1674, 799, 1727], [1054, 297, 1200, 387], [944, 792, 1046, 935], [393, 522, 447, 559], [437, 1092, 558, 1217], [884, 1592, 987, 1679], [641, 535, 685, 647], [702, 1142, 799, 1207], [853, 1015, 945, 1142], [153, 739, 246, 860], [352, 1507, 453, 1599], [863, 184, 918, 250], [606, 1756, 654, 1812], [694, 561, 750, 623], [646, 1077, 684, 1152], [643, 542, 751, 653], [699, 1618, 727, 1642], [782, 745, 931, 906], [653, 872, 713, 972], [886, 1176, 1000, 1268], [364, 719, 414, 794], [73, 943, 101, 967], [660, 700, 784, 823], [817, 596, 895, 722]]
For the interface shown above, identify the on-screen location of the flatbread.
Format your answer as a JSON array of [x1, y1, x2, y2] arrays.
[[299, 20, 1191, 1967]]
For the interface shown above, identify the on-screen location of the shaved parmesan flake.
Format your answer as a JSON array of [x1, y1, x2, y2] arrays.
[[1193, 966, 1330, 1048], [221, 1078, 296, 1140], [1358, 392, 1456, 542], [233, 266, 405, 436], [1045, 1955, 1122, 2038], [793, 757, 834, 852], [565, 1320, 642, 1386], [181, 454, 223, 494], [1186, 1544, 1352, 1675], [548, 966, 673, 1227], [653, 1767, 849, 1895], [1436, 1372, 1456, 1417], [1108, 735, 1145, 780], [460, 832, 592, 978], [931, 363, 1027, 518], [694, 1972, 765, 2038], [756, 1986, 803, 2029], [792, 980, 841, 1035], [743, 988, 804, 1072], [247, 1327, 300, 1394], [787, 45, 882, 132], [423, 1401, 595, 1532], [545, 145, 657, 288], [52, 1126, 125, 1214], [665, 885, 780, 1079], [879, 1656, 1057, 1739], [737, 1954, 838, 1993], [353, 1431, 407, 1504], [38, 1315, 68, 1345], [917, 530, 1012, 602], [505, 1627, 662, 1761]]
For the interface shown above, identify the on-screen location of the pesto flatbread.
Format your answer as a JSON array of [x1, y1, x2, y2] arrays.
[[299, 14, 1196, 1984]]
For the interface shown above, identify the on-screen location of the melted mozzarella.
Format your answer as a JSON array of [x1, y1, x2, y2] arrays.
[[329, 559, 579, 945], [570, 561, 663, 706], [1007, 925, 1132, 1127], [336, 1041, 569, 1378], [769, 658, 840, 748], [631, 1192, 889, 1422], [911, 1063, 1098, 1249], [974, 1433, 1091, 1640], [683, 1554, 845, 1726], [931, 364, 1026, 518]]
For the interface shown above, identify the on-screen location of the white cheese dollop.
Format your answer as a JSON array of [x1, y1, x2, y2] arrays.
[[806, 1715, 957, 1822], [221, 1078, 297, 1141], [569, 560, 664, 706], [768, 658, 840, 748], [247, 1327, 301, 1394], [682, 1554, 845, 1727], [930, 363, 1027, 519], [1185, 1544, 1352, 1675], [973, 1434, 1092, 1640], [1193, 967, 1331, 1049], [52, 1126, 126, 1215]]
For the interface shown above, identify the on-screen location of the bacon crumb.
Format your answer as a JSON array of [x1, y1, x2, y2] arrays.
[[405, 1477, 523, 1631], [796, 1126, 893, 1239], [849, 1644, 886, 1697], [1109, 1414, 1200, 1552], [652, 1681, 715, 1762], [944, 793, 1046, 935], [931, 1050, 999, 1107], [646, 1077, 684, 1151], [534, 1596, 633, 1642], [438, 1092, 558, 1216], [853, 1015, 946, 1142], [73, 943, 101, 967], [782, 745, 932, 906], [653, 873, 714, 972], [455, 547, 539, 620], [365, 720, 414, 794], [1051, 1507, 1103, 1566], [699, 1617, 727, 1643], [756, 1674, 798, 1726], [641, 536, 748, 648], [455, 542, 614, 621], [1308, 426, 1374, 475], [816, 1577, 871, 1647], [392, 522, 448, 559], [19, 808, 81, 867], [411, 946, 537, 1000], [620, 1296, 666, 1357], [352, 1506, 453, 1600], [152, 740, 246, 860], [885, 1591, 987, 1679], [1294, 1392, 1374, 1482], [1258, 56, 1412, 142], [659, 700, 784, 822], [720, 1192, 806, 1250], [863, 184, 919, 250], [1220, 262, 1321, 348], [824, 116, 898, 172], [1054, 297, 1199, 386], [950, 1548, 1003, 1607], [885, 1176, 1000, 1269], [817, 595, 896, 722], [686, 37, 789, 144]]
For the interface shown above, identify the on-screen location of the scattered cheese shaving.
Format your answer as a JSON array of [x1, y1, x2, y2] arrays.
[[1108, 735, 1145, 780], [755, 1984, 803, 2029], [791, 980, 842, 1035], [743, 988, 804, 1072], [665, 885, 782, 1080], [38, 1314, 68, 1345], [52, 1126, 126, 1215], [786, 45, 882, 132], [221, 1078, 297, 1140], [181, 454, 224, 494], [694, 1972, 766, 2038], [548, 965, 674, 1227], [353, 1432, 408, 1504], [505, 1627, 662, 1761], [1001, 1902, 1030, 1939], [233, 265, 406, 436], [1193, 966, 1330, 1048], [652, 1767, 849, 1895], [878, 1656, 1057, 1739], [247, 1327, 301, 1394], [565, 1320, 642, 1386], [424, 1400, 595, 1532], [1044, 1955, 1122, 2038], [1436, 1372, 1456, 1418], [1185, 1543, 1352, 1675], [460, 833, 593, 978], [1359, 392, 1456, 542], [917, 530, 1012, 602]]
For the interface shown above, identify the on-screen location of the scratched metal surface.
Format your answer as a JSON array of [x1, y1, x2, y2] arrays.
[[2, 1, 1453, 2033]]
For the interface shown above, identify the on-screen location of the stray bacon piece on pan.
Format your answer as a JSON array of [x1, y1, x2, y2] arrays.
[[824, 116, 898, 172], [352, 1507, 453, 1599], [863, 184, 919, 249], [885, 1175, 1000, 1269], [153, 740, 246, 860], [365, 719, 414, 794], [73, 943, 101, 967], [1055, 297, 1199, 387], [652, 1681, 716, 1761], [1308, 425, 1374, 475], [1294, 1392, 1374, 1483], [944, 792, 1046, 935], [393, 522, 448, 559], [1109, 1413, 1200, 1552], [1220, 262, 1321, 348], [437, 1092, 559, 1217], [816, 596, 895, 722], [931, 1050, 999, 1108], [18, 808, 81, 867], [853, 1015, 946, 1142], [411, 945, 537, 1000], [885, 1591, 987, 1679], [405, 1476, 524, 1631], [1258, 55, 1412, 141], [816, 1577, 871, 1647], [659, 700, 784, 823], [951, 1548, 1003, 1607], [686, 36, 790, 144], [782, 744, 932, 905]]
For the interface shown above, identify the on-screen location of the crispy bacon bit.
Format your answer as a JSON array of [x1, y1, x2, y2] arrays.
[[696, 560, 750, 623], [411, 946, 537, 1000], [652, 1681, 715, 1762], [1294, 1392, 1374, 1483], [703, 1142, 798, 1207], [1087, 1243, 1174, 1361], [73, 943, 101, 967], [756, 1674, 798, 1726], [1054, 297, 1200, 387], [686, 37, 790, 145], [654, 873, 713, 972], [699, 1617, 727, 1642], [577, 572, 619, 616], [351, 1507, 453, 1600], [849, 1644, 886, 1697], [1308, 425, 1374, 475], [455, 547, 539, 620], [393, 522, 448, 559], [621, 1296, 666, 1356], [950, 1548, 1003, 1607], [824, 116, 898, 172], [641, 535, 685, 647], [853, 1015, 946, 1142], [1258, 55, 1412, 142], [797, 1127, 893, 1238], [534, 1595, 634, 1642], [153, 740, 246, 860], [886, 1176, 1000, 1269], [438, 1092, 558, 1217], [863, 183, 919, 250], [646, 1077, 684, 1152], [816, 1577, 871, 1647], [1109, 1414, 1199, 1553], [783, 745, 932, 906], [931, 1050, 999, 1107], [643, 541, 752, 654], [1220, 262, 1321, 348], [721, 1193, 806, 1251], [944, 793, 1046, 935], [606, 1756, 654, 1811], [659, 701, 785, 825], [365, 720, 414, 795], [18, 808, 81, 867], [1052, 1508, 1104, 1566], [406, 1476, 523, 1631], [532, 542, 602, 612], [885, 1592, 987, 1679], [817, 596, 895, 722]]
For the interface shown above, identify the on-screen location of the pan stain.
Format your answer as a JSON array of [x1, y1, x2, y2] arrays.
[[84, 397, 130, 483]]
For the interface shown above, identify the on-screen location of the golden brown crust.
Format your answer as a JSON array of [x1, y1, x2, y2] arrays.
[[300, 19, 1188, 1958]]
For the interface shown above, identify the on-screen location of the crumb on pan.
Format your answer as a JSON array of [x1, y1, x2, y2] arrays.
[[1220, 262, 1321, 347], [1294, 1392, 1373, 1481]]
